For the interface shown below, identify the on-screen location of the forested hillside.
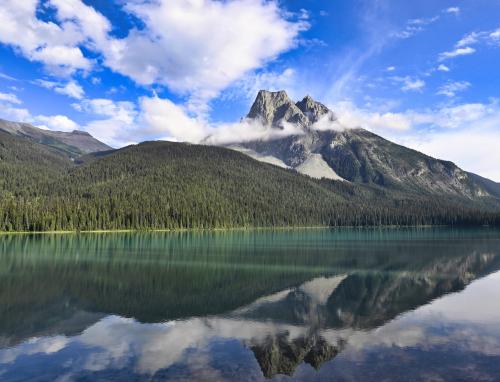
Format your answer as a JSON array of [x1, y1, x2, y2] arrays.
[[0, 136, 499, 231]]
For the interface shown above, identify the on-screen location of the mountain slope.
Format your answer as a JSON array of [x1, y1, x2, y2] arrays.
[[2, 139, 498, 231], [239, 90, 497, 201], [0, 118, 111, 158], [0, 130, 72, 199]]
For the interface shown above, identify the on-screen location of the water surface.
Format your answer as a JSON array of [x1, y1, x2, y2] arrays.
[[1, 228, 500, 381]]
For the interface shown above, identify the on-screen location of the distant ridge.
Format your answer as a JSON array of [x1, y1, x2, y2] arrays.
[[0, 118, 111, 158]]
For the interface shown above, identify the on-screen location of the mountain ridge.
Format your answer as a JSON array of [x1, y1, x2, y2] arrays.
[[238, 90, 497, 201], [0, 118, 111, 158]]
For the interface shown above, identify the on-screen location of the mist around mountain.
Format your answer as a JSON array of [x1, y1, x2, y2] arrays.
[[0, 91, 500, 232]]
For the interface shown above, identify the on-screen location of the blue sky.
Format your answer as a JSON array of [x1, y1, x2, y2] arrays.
[[0, 0, 499, 179]]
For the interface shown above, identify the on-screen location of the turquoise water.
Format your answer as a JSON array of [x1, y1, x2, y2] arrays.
[[1, 228, 500, 381]]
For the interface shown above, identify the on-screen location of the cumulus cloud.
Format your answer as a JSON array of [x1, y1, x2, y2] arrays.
[[0, 0, 306, 113], [437, 64, 450, 72], [35, 79, 85, 99], [0, 1, 93, 75], [34, 115, 79, 132], [103, 0, 306, 111], [436, 81, 471, 97], [332, 101, 412, 131], [71, 98, 138, 147]]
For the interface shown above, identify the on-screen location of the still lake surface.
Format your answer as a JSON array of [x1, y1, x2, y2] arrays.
[[1, 228, 500, 381]]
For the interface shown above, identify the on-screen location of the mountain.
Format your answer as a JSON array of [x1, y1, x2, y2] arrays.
[[2, 134, 498, 231], [0, 118, 111, 158], [238, 90, 496, 201]]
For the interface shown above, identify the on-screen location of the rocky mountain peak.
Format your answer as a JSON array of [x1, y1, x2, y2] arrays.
[[246, 90, 336, 129], [246, 90, 309, 129], [296, 95, 336, 124]]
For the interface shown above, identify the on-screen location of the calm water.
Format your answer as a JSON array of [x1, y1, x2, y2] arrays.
[[1, 228, 500, 381]]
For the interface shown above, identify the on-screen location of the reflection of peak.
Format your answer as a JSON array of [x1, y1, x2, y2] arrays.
[[233, 275, 346, 326], [250, 332, 343, 378], [234, 252, 500, 331]]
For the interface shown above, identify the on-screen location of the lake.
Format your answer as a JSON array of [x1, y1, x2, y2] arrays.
[[1, 228, 500, 381]]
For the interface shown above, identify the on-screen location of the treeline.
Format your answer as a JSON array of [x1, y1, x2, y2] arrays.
[[1, 139, 499, 231]]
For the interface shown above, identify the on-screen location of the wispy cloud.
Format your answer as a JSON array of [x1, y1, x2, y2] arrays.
[[391, 76, 426, 92], [34, 79, 85, 100], [439, 46, 476, 61], [437, 81, 471, 97], [0, 91, 21, 104], [393, 16, 440, 39], [437, 64, 450, 72], [0, 72, 17, 81]]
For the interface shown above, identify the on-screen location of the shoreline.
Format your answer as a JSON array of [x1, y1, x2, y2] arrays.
[[0, 224, 485, 235]]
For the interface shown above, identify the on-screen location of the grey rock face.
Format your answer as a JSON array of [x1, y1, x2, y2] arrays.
[[0, 118, 111, 157], [246, 90, 310, 129], [296, 95, 336, 124]]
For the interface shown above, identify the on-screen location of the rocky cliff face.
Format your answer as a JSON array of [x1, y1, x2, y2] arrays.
[[238, 90, 496, 199]]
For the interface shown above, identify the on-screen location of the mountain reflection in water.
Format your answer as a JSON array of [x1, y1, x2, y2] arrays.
[[1, 228, 500, 381]]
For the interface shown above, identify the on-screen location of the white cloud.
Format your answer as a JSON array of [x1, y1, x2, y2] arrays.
[[35, 79, 85, 99], [0, 72, 17, 81], [391, 76, 426, 92], [456, 29, 500, 48], [139, 96, 305, 145], [0, 1, 92, 75], [393, 16, 439, 39], [0, 0, 305, 113], [72, 98, 138, 146], [386, 66, 396, 72], [0, 92, 21, 104], [407, 128, 500, 181], [456, 32, 481, 47], [445, 7, 460, 14], [34, 115, 79, 132], [0, 92, 80, 132], [139, 97, 207, 143], [436, 81, 471, 97], [0, 104, 31, 121], [437, 64, 450, 72], [101, 0, 307, 110], [403, 78, 425, 92], [439, 46, 476, 61], [333, 101, 412, 131]]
